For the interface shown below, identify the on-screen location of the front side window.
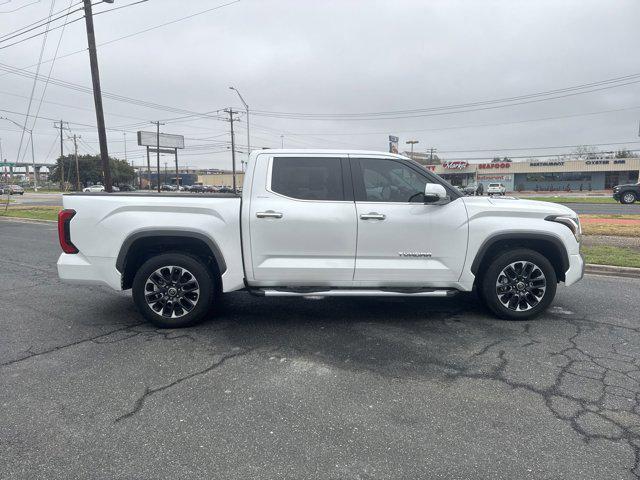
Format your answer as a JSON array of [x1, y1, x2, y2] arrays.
[[270, 157, 344, 201], [358, 158, 427, 202]]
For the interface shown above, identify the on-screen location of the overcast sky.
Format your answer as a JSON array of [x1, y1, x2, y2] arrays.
[[1, 0, 640, 170]]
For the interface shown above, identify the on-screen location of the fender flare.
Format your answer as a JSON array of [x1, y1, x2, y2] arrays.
[[470, 232, 569, 275], [115, 229, 227, 274]]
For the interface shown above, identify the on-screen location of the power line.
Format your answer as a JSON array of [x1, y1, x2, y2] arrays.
[[0, 1, 151, 50], [252, 72, 640, 119], [250, 78, 640, 122], [15, 0, 56, 166], [436, 140, 640, 154], [0, 0, 241, 72], [0, 1, 82, 40], [0, 14, 85, 50], [27, 0, 77, 141], [0, 62, 226, 118], [0, 0, 42, 14]]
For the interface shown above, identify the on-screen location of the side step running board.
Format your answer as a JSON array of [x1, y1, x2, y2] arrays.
[[254, 289, 458, 298]]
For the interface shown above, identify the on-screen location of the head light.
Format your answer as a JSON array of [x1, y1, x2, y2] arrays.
[[546, 214, 581, 241]]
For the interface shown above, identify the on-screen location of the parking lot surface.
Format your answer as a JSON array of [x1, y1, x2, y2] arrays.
[[1, 220, 639, 479]]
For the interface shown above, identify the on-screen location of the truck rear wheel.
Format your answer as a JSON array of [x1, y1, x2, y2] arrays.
[[479, 248, 557, 320], [132, 253, 216, 328]]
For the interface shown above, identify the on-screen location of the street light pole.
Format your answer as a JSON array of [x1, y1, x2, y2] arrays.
[[406, 140, 419, 159], [229, 86, 250, 171]]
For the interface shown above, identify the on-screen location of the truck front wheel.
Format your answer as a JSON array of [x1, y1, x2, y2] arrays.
[[132, 253, 216, 328], [479, 248, 557, 320]]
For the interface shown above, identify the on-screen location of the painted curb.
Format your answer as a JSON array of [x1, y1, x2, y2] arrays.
[[585, 263, 640, 279]]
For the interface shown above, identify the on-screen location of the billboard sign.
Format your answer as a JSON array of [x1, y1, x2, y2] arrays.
[[388, 135, 399, 154], [137, 131, 185, 149]]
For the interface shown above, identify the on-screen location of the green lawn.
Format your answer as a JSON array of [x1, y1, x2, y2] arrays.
[[582, 245, 640, 268], [0, 206, 60, 221], [520, 196, 617, 204]]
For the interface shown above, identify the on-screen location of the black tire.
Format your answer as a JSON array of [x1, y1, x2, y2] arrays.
[[479, 248, 557, 320], [132, 252, 216, 328], [620, 191, 637, 204]]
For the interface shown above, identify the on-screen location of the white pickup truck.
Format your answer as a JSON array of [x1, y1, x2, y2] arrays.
[[57, 150, 584, 327]]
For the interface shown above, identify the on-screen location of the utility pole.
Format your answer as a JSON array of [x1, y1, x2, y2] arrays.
[[70, 134, 81, 191], [83, 0, 113, 192], [146, 147, 151, 190], [429, 147, 437, 164], [164, 161, 168, 185], [224, 108, 240, 193], [229, 86, 250, 171], [54, 120, 68, 191], [123, 131, 128, 163], [280, 135, 284, 148], [406, 140, 419, 159], [151, 121, 164, 193]]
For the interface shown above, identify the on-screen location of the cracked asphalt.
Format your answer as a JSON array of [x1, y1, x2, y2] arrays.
[[1, 220, 640, 479]]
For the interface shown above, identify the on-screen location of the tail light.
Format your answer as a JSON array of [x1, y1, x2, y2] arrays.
[[58, 209, 78, 254]]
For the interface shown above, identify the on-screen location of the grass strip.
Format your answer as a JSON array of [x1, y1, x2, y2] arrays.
[[582, 245, 640, 268], [0, 206, 60, 221], [520, 196, 617, 204]]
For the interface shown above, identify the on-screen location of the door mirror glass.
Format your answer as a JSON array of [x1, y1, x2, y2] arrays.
[[424, 183, 447, 203]]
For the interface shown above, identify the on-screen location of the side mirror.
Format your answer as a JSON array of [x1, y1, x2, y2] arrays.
[[424, 183, 447, 203]]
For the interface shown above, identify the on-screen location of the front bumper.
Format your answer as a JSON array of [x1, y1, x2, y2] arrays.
[[565, 253, 585, 286], [613, 191, 621, 200]]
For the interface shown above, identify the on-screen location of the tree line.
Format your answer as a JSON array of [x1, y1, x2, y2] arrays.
[[49, 155, 135, 187]]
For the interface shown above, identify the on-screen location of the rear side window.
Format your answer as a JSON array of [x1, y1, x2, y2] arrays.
[[271, 157, 344, 201]]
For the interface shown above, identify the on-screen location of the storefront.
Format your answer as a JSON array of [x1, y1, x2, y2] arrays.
[[429, 158, 640, 192]]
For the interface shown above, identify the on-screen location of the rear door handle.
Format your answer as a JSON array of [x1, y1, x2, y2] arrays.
[[360, 212, 386, 220], [256, 210, 283, 219]]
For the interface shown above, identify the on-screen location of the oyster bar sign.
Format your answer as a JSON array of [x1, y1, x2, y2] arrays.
[[443, 161, 469, 170]]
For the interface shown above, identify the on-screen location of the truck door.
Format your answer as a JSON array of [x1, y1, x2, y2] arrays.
[[247, 154, 357, 285], [351, 155, 469, 285]]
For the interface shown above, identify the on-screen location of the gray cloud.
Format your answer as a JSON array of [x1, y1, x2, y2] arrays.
[[1, 0, 639, 170]]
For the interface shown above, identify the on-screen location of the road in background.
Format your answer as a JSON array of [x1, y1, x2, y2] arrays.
[[1, 219, 639, 479], [561, 203, 640, 214]]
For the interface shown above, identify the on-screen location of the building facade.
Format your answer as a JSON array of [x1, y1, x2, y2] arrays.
[[425, 158, 640, 192]]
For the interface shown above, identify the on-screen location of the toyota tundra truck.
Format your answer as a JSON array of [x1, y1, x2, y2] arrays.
[[57, 150, 584, 328]]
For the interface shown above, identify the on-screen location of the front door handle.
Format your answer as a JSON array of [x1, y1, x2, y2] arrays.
[[256, 210, 283, 219], [360, 212, 386, 220]]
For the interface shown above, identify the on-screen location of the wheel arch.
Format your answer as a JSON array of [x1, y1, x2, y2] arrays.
[[117, 230, 227, 290], [471, 233, 569, 284]]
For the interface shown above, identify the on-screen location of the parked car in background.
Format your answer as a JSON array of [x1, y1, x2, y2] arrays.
[[118, 185, 136, 192], [463, 184, 479, 196], [0, 184, 24, 195], [487, 183, 506, 196], [160, 184, 177, 192], [613, 182, 639, 204], [82, 185, 105, 193], [57, 149, 584, 328]]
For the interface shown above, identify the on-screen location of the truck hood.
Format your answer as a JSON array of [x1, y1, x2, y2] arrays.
[[462, 196, 577, 218]]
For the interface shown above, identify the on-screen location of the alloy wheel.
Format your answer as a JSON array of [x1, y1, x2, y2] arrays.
[[495, 261, 547, 312], [144, 265, 200, 319], [623, 192, 636, 203]]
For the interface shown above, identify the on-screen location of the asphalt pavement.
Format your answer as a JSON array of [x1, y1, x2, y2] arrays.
[[1, 220, 639, 479]]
